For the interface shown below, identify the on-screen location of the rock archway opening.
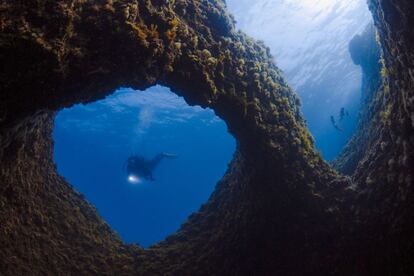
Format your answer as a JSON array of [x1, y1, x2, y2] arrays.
[[53, 85, 236, 247], [2, 0, 413, 273]]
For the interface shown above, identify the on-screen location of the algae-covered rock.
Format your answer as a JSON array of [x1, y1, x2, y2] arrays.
[[0, 0, 413, 275]]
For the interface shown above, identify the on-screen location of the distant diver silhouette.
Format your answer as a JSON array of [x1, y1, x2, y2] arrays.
[[339, 107, 349, 122], [330, 115, 343, 131], [339, 108, 345, 121], [126, 153, 177, 182]]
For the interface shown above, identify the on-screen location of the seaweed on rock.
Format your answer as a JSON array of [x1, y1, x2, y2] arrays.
[[0, 0, 413, 275]]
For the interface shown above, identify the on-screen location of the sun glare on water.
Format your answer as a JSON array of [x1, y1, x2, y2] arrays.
[[297, 0, 336, 9]]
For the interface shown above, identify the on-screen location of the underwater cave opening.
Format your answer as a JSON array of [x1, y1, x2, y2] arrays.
[[227, 0, 374, 161], [52, 85, 236, 248]]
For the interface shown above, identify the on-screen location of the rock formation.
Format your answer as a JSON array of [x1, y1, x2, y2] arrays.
[[0, 0, 413, 275], [334, 24, 382, 175]]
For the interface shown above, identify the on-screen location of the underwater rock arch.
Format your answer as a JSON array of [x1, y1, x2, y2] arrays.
[[0, 0, 413, 275]]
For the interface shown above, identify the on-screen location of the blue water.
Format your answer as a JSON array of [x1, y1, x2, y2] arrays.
[[299, 80, 361, 161], [53, 1, 369, 247], [226, 0, 371, 161], [53, 86, 236, 247]]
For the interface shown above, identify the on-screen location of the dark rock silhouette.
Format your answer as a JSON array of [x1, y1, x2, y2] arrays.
[[0, 0, 413, 275]]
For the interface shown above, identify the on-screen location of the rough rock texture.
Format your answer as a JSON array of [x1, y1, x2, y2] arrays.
[[334, 24, 382, 175], [0, 0, 413, 275], [333, 17, 414, 275]]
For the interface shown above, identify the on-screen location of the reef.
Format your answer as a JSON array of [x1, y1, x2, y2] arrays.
[[0, 0, 413, 275]]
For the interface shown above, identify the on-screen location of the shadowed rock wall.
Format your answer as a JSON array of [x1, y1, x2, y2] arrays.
[[0, 0, 413, 275], [334, 24, 382, 176]]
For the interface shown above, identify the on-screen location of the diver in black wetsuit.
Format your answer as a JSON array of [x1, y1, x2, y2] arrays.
[[126, 153, 177, 181], [331, 107, 350, 131], [339, 107, 349, 122], [330, 115, 343, 131]]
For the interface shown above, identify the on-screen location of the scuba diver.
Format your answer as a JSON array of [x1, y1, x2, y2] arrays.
[[331, 107, 350, 131], [126, 153, 177, 182], [339, 107, 349, 122], [330, 115, 343, 131]]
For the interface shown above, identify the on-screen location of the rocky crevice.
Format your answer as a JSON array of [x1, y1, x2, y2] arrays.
[[334, 23, 382, 176]]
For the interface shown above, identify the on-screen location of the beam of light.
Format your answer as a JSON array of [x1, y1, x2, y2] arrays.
[[128, 175, 141, 184]]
